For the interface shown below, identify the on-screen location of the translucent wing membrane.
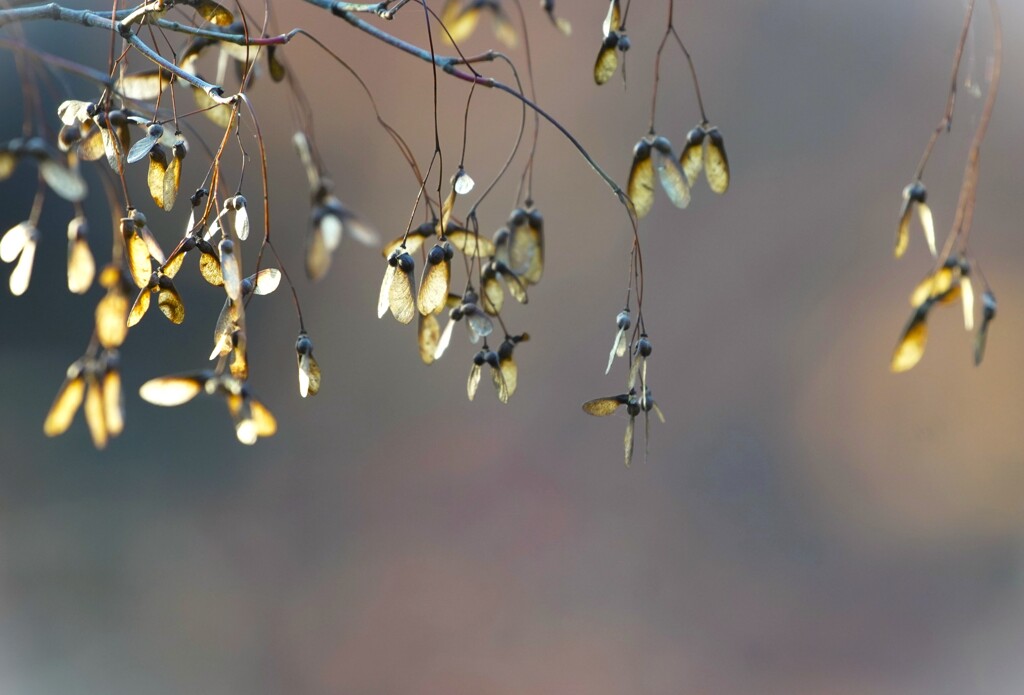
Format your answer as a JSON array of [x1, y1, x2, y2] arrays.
[[891, 305, 929, 373], [138, 374, 208, 406], [582, 395, 627, 416], [627, 139, 655, 219], [703, 127, 730, 194]]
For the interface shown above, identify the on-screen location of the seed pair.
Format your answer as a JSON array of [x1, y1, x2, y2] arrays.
[[891, 254, 996, 371]]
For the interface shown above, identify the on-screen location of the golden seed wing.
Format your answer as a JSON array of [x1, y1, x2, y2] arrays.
[[679, 139, 704, 187], [84, 377, 108, 449], [127, 288, 151, 327], [508, 225, 543, 285], [43, 372, 85, 436], [492, 364, 510, 404], [251, 268, 281, 295], [306, 226, 331, 281], [200, 250, 224, 286], [147, 147, 168, 209], [499, 356, 518, 399], [891, 307, 928, 373], [627, 150, 655, 219], [124, 228, 152, 288], [378, 265, 394, 318], [96, 292, 129, 348], [162, 152, 181, 212], [594, 43, 618, 86], [482, 274, 504, 315], [418, 312, 441, 365], [0, 151, 17, 180], [447, 229, 495, 257], [895, 198, 912, 259], [444, 2, 480, 43], [157, 283, 186, 324], [138, 374, 205, 406], [918, 203, 936, 257], [704, 130, 730, 194], [192, 85, 234, 128], [582, 396, 624, 416], [67, 237, 95, 294], [250, 398, 277, 437], [417, 258, 451, 316], [467, 363, 482, 401], [624, 416, 635, 467], [389, 265, 417, 324], [102, 369, 124, 437], [298, 353, 321, 397], [183, 0, 233, 25], [39, 159, 87, 202], [117, 69, 171, 101], [603, 0, 621, 35]]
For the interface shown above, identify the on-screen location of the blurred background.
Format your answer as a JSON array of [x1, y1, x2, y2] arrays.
[[1, 0, 1024, 693]]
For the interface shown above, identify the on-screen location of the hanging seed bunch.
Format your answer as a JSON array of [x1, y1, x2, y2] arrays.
[[890, 0, 1001, 372], [378, 165, 540, 405], [20, 0, 371, 448], [0, 0, 690, 468], [623, 0, 729, 219]]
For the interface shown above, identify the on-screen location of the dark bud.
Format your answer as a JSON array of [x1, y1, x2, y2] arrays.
[[427, 244, 446, 265], [982, 291, 997, 320], [906, 181, 927, 204], [651, 136, 673, 155], [686, 126, 707, 145], [397, 252, 414, 273], [509, 208, 527, 227], [616, 310, 631, 331]]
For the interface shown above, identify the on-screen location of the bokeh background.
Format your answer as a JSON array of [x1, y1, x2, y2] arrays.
[[1, 1, 1024, 693]]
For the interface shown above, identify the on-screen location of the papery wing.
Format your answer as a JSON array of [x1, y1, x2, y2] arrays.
[[627, 143, 655, 219], [891, 306, 928, 373], [704, 128, 730, 194], [582, 396, 625, 416], [43, 368, 85, 436]]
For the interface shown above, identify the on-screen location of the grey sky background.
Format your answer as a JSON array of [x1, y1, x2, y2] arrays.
[[1, 1, 1023, 693]]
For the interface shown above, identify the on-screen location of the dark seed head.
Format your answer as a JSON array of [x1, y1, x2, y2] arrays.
[[617, 33, 631, 51], [427, 244, 446, 265], [509, 208, 527, 227], [473, 351, 487, 366], [616, 310, 631, 331], [633, 139, 651, 159], [651, 135, 673, 155], [220, 239, 234, 255], [686, 126, 707, 145], [147, 123, 164, 138], [485, 351, 500, 368], [296, 334, 313, 355], [637, 336, 652, 357], [906, 180, 927, 203], [982, 291, 997, 320], [397, 253, 415, 273]]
